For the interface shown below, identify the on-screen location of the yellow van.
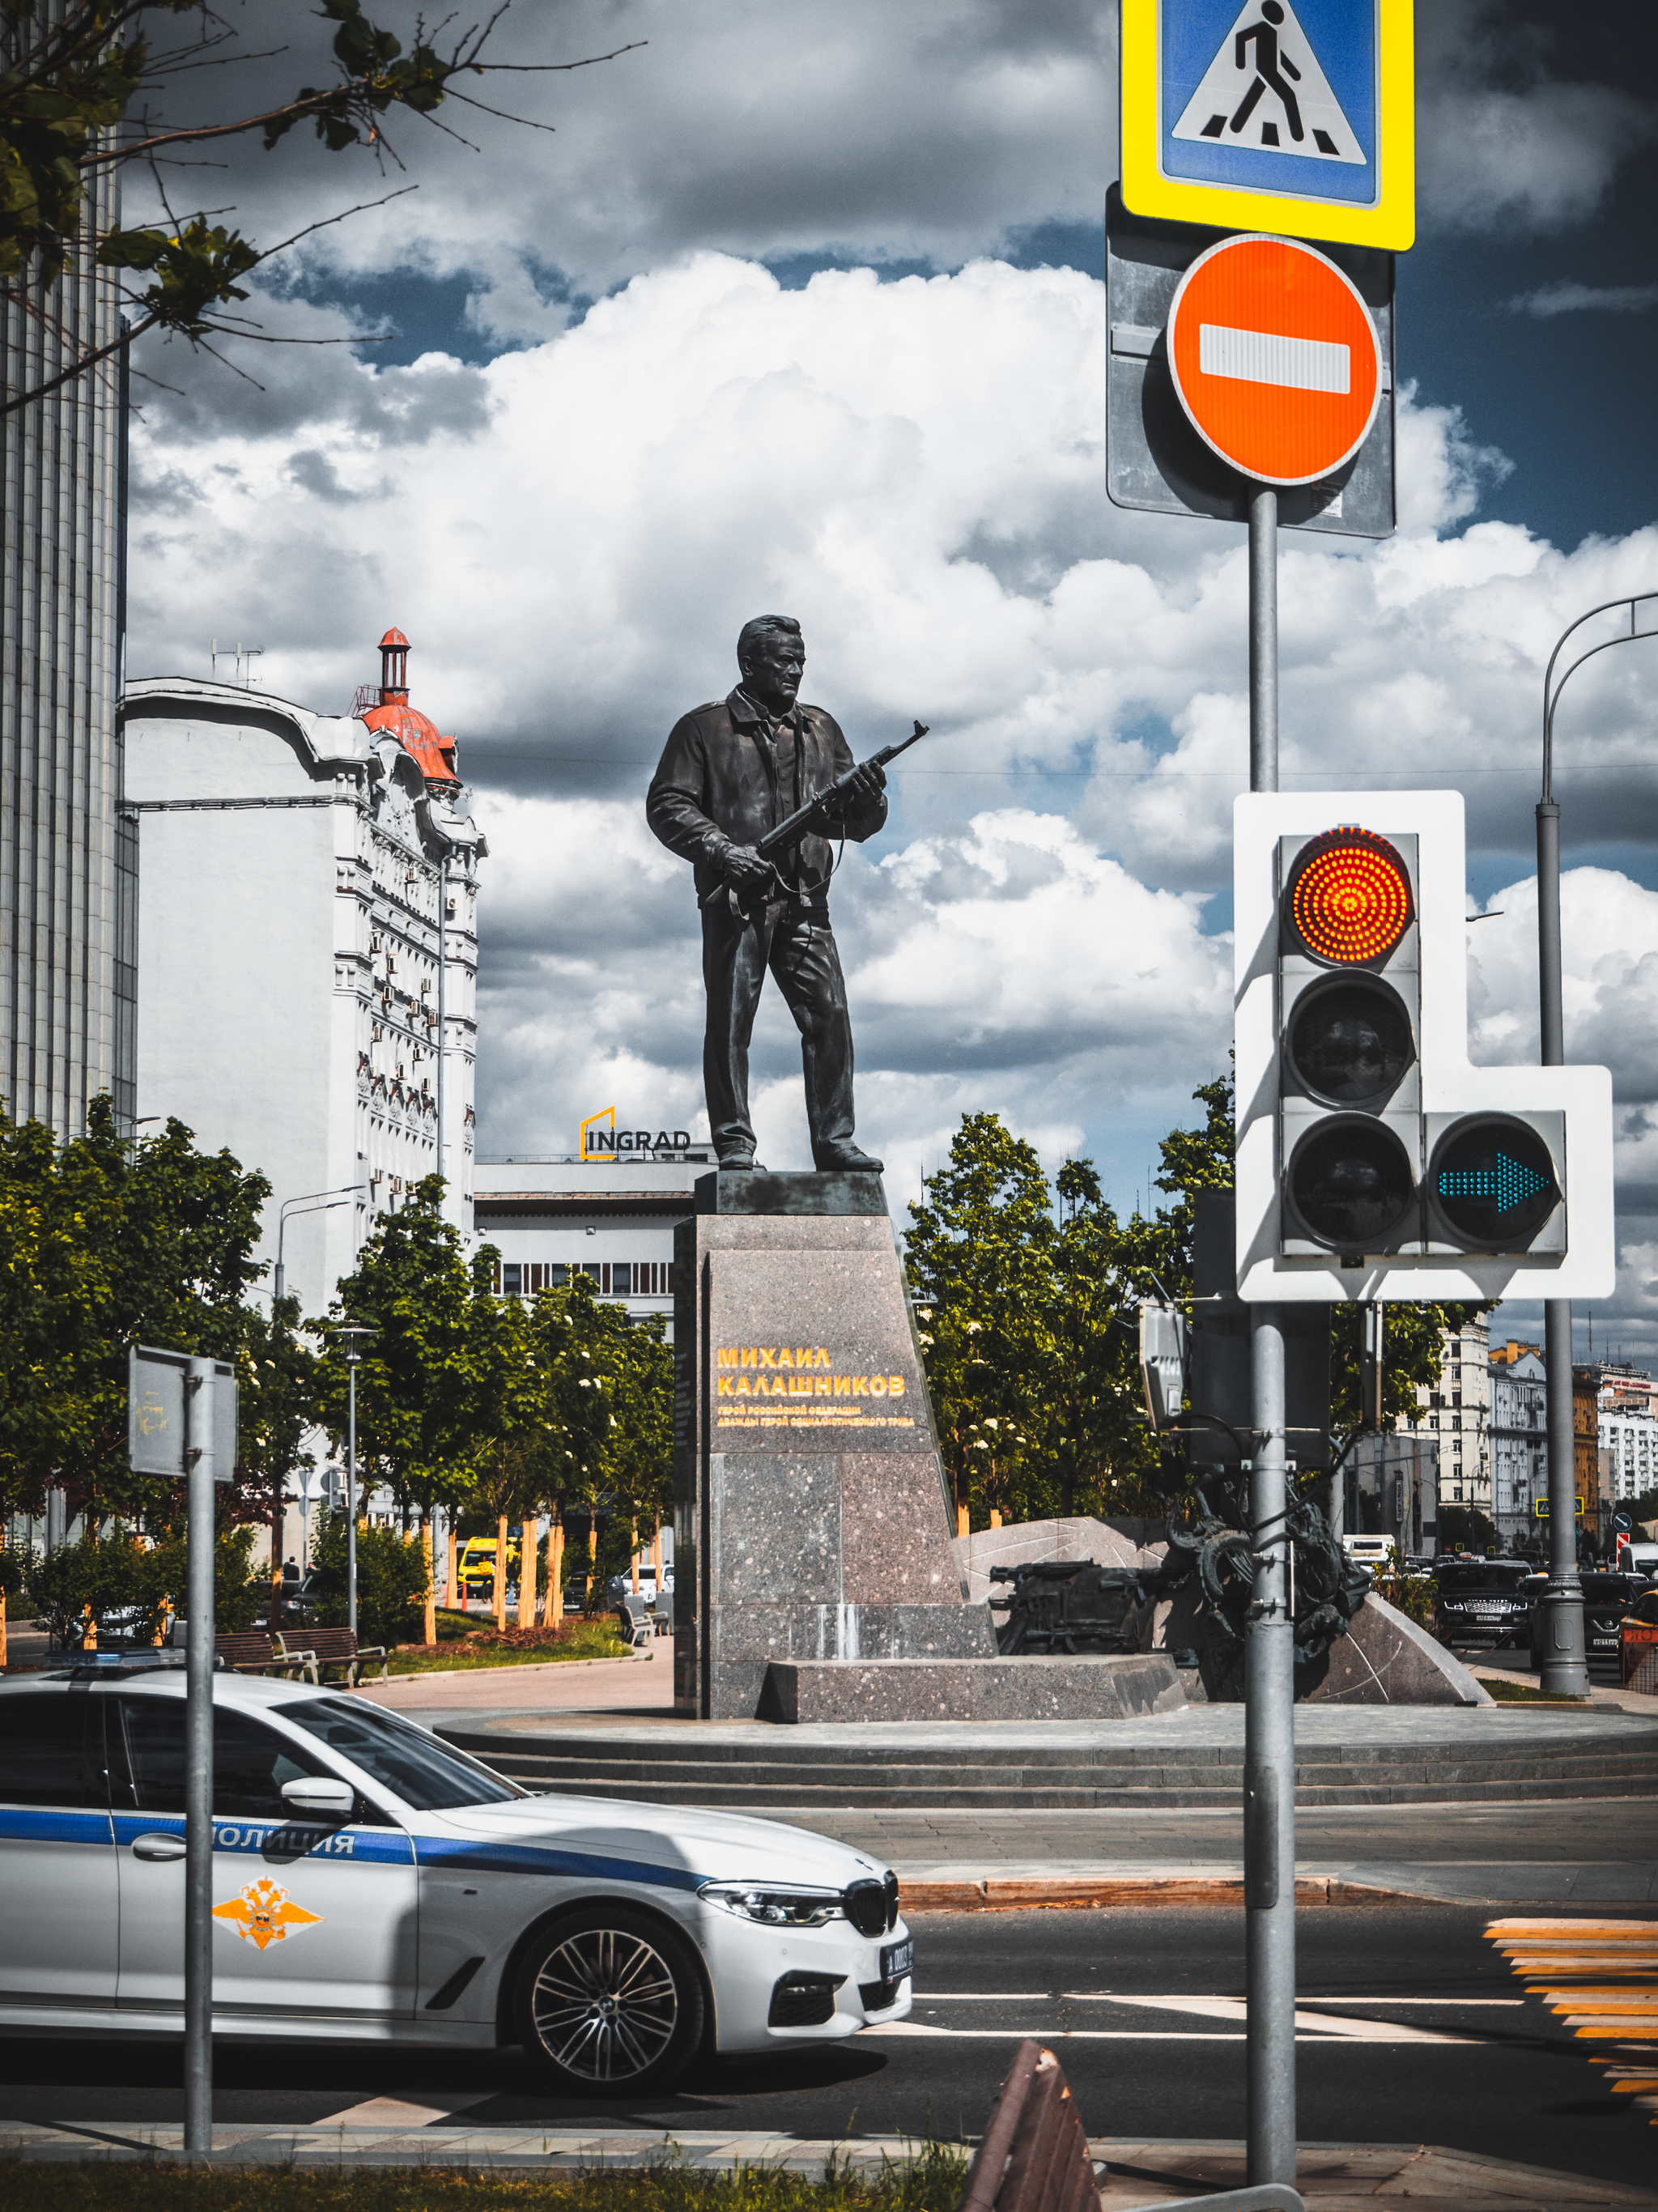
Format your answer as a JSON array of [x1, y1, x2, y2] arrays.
[[456, 1534, 521, 1597]]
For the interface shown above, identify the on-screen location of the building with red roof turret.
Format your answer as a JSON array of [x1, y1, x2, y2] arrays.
[[119, 627, 488, 1316]]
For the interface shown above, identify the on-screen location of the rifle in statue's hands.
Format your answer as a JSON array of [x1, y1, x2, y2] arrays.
[[700, 721, 931, 911]]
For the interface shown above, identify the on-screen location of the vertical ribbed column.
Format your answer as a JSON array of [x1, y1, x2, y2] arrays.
[[0, 16, 123, 1134]]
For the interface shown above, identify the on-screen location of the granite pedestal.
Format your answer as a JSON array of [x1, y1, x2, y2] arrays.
[[673, 1170, 997, 1720]]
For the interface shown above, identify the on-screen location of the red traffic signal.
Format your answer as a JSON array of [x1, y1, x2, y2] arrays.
[[1282, 827, 1414, 968]]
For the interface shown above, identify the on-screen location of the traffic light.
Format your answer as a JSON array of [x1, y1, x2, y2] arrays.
[[1235, 792, 1613, 1303]]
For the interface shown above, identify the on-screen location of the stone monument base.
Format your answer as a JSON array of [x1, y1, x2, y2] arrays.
[[762, 1653, 1190, 1725], [674, 1170, 1001, 1721]]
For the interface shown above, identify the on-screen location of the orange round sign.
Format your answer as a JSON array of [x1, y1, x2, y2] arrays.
[[1167, 234, 1381, 487]]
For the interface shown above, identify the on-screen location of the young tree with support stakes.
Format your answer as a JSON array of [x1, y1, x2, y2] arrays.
[[309, 1175, 478, 1572]]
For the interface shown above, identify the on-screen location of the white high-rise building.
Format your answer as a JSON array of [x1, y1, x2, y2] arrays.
[[120, 628, 487, 1312]]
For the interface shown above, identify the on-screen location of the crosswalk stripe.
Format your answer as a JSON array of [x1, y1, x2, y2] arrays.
[[1486, 1916, 1658, 2127]]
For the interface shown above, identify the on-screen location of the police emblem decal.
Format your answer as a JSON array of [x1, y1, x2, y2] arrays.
[[211, 1877, 323, 1950]]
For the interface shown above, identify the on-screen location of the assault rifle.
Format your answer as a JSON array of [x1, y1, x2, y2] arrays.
[[699, 719, 931, 910]]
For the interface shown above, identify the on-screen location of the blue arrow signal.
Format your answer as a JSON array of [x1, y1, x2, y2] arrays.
[[1438, 1152, 1551, 1213]]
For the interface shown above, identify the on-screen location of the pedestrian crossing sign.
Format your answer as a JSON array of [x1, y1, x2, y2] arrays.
[[1121, 0, 1414, 249]]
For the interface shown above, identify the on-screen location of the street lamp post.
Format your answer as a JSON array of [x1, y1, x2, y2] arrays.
[[1536, 593, 1657, 1694], [273, 1184, 368, 1306], [326, 1325, 378, 1636]]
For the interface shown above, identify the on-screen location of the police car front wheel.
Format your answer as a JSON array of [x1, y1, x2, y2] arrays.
[[514, 1906, 704, 2092]]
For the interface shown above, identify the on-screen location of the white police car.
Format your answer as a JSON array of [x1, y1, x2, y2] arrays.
[[0, 1661, 912, 2090]]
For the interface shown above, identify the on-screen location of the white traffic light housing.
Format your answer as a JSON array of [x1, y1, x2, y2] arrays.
[[1235, 791, 1613, 1303]]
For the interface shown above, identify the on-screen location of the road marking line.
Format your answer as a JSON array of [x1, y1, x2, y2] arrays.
[[1487, 1916, 1658, 2129]]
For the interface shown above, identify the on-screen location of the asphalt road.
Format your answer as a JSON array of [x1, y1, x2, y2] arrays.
[[4, 1906, 1655, 2191]]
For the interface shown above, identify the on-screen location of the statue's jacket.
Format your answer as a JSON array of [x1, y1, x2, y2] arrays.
[[646, 687, 888, 909]]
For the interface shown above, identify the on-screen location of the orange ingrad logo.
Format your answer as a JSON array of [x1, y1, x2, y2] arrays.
[[580, 1106, 692, 1160], [212, 1877, 323, 1950]]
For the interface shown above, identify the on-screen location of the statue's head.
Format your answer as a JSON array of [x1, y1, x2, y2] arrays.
[[737, 615, 805, 715]]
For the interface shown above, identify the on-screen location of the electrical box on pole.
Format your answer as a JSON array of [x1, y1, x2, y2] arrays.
[[1235, 790, 1615, 1303]]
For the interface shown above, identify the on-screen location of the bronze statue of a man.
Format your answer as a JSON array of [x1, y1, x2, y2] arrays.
[[647, 616, 887, 1173]]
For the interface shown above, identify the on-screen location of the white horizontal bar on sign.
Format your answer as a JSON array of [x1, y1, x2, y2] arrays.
[[1199, 323, 1351, 393]]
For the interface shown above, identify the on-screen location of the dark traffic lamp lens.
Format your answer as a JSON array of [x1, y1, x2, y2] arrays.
[[1429, 1115, 1560, 1249], [1287, 1118, 1417, 1249], [1282, 827, 1414, 969], [1286, 976, 1415, 1107]]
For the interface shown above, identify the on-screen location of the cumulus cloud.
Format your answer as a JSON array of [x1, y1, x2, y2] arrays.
[[126, 249, 1658, 1342]]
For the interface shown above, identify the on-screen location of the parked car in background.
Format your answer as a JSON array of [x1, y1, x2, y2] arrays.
[[1530, 1572, 1655, 1670], [1434, 1559, 1533, 1650], [1620, 1586, 1658, 1689]]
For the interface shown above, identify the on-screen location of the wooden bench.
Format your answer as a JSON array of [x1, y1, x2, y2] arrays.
[[214, 1631, 315, 1679], [278, 1625, 389, 1686]]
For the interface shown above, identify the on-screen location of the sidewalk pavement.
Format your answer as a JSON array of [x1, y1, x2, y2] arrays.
[[359, 1649, 670, 1715], [3, 2122, 1655, 2206]]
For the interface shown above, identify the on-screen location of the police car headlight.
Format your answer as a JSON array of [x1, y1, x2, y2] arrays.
[[699, 1882, 845, 1927]]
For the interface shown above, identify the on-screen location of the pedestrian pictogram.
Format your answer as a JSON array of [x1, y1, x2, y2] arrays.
[[1174, 1, 1363, 163], [1167, 232, 1381, 485], [1120, 0, 1416, 250]]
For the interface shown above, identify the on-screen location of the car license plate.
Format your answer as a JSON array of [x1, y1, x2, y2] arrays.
[[882, 1938, 913, 1981]]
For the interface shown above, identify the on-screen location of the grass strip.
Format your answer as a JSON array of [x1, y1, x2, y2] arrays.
[[1475, 1674, 1590, 1704], [387, 1624, 637, 1675], [0, 2146, 971, 2212]]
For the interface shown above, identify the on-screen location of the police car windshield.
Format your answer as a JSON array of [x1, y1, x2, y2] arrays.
[[277, 1697, 524, 1809]]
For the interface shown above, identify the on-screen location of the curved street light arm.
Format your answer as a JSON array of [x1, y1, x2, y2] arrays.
[[1541, 592, 1658, 802]]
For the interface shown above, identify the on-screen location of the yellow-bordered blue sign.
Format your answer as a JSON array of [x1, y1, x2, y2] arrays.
[[1121, 0, 1414, 250]]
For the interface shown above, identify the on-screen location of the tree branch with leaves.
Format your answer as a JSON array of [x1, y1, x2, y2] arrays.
[[1, 0, 643, 409]]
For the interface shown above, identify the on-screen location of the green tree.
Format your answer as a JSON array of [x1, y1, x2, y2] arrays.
[[1046, 1159, 1161, 1520], [235, 1294, 321, 1629], [23, 1521, 260, 1646], [906, 1115, 1060, 1530], [310, 1176, 478, 1525], [308, 1508, 428, 1649], [522, 1276, 674, 1598], [0, 1096, 269, 1525], [2, 1, 641, 410]]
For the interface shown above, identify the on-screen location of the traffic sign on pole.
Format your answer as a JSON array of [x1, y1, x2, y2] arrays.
[[1104, 189, 1395, 538], [1120, 0, 1415, 250], [1166, 233, 1382, 486]]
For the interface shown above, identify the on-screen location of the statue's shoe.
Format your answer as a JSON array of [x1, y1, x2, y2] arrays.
[[813, 1145, 885, 1172], [717, 1155, 767, 1172]]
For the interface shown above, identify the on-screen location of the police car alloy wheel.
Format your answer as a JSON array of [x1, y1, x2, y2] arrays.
[[514, 1904, 704, 2091]]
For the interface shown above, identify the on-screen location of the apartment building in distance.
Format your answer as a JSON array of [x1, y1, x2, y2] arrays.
[[1397, 1313, 1491, 1523]]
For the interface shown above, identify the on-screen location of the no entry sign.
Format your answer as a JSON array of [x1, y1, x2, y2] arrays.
[[1167, 232, 1381, 486]]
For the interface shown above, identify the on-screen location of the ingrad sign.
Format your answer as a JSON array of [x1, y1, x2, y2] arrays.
[[1120, 0, 1415, 249]]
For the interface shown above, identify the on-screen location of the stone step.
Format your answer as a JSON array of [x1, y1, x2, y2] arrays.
[[482, 1771, 1658, 1811], [477, 1754, 1658, 1810]]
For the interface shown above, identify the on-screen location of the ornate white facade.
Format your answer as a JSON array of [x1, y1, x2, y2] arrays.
[[120, 632, 486, 1312]]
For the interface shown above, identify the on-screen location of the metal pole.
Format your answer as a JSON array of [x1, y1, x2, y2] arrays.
[[347, 1355, 359, 1639], [184, 1357, 216, 2157], [1537, 793, 1588, 1691], [1250, 486, 1278, 794], [1245, 481, 1295, 2186]]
